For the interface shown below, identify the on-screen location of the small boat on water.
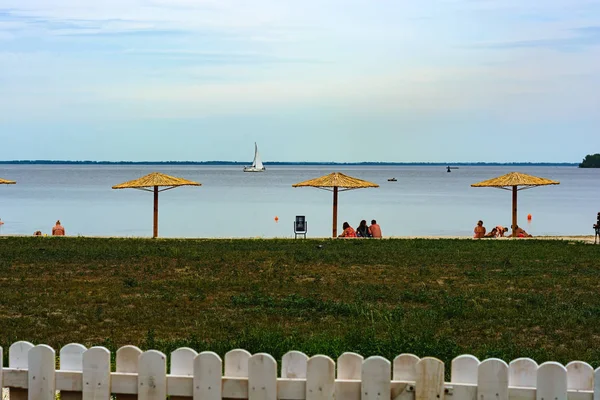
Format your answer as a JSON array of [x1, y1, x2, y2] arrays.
[[243, 142, 266, 172], [388, 178, 397, 182]]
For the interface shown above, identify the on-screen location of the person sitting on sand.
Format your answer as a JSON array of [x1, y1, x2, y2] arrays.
[[473, 220, 486, 238], [495, 226, 509, 237], [514, 225, 532, 238], [52, 220, 65, 236], [370, 220, 382, 238], [356, 220, 371, 238], [339, 222, 357, 238], [484, 227, 498, 238]]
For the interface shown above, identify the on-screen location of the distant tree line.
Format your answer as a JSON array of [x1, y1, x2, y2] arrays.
[[579, 154, 600, 168]]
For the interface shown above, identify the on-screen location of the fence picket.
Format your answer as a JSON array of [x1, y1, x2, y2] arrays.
[[82, 347, 111, 400], [451, 355, 479, 384], [60, 344, 87, 400], [224, 349, 252, 378], [248, 354, 277, 400], [172, 348, 198, 376], [362, 356, 391, 400], [193, 352, 222, 400], [338, 353, 364, 380], [27, 345, 55, 400], [115, 345, 142, 400], [171, 348, 198, 400], [9, 341, 34, 400], [138, 351, 167, 400], [509, 358, 538, 388], [416, 357, 444, 400], [307, 356, 335, 400], [478, 359, 509, 400], [393, 354, 420, 381], [593, 368, 600, 400], [537, 362, 567, 400], [282, 351, 309, 379], [566, 361, 594, 391]]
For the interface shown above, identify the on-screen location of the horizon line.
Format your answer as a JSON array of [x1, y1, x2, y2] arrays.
[[0, 160, 580, 166]]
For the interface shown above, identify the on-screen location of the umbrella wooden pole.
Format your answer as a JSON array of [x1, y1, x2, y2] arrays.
[[512, 185, 517, 237], [153, 186, 159, 238], [332, 186, 338, 238]]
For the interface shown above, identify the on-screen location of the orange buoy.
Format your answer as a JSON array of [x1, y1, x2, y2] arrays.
[[274, 216, 279, 223], [527, 214, 532, 220]]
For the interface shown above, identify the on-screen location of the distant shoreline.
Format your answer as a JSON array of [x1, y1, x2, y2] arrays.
[[0, 160, 579, 166]]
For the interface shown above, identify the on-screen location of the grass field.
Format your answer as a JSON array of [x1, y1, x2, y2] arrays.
[[1, 237, 599, 368]]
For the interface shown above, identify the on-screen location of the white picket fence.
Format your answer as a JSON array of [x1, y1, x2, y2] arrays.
[[0, 342, 598, 400]]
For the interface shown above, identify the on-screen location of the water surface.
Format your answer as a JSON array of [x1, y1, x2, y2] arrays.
[[0, 165, 597, 237]]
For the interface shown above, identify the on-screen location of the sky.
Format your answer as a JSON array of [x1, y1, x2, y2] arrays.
[[0, 0, 599, 162]]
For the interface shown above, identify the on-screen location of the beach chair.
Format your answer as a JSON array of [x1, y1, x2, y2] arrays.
[[294, 216, 307, 239]]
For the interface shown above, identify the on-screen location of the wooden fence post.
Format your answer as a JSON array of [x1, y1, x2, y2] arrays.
[[138, 351, 167, 400], [566, 361, 594, 391], [509, 358, 538, 388], [27, 345, 55, 400], [82, 347, 111, 400], [224, 349, 251, 378], [362, 356, 391, 400], [9, 341, 34, 400], [60, 343, 87, 400], [593, 367, 600, 400], [477, 359, 509, 400], [338, 353, 363, 380], [306, 356, 335, 400], [193, 352, 222, 400], [537, 362, 567, 400], [416, 358, 444, 400], [282, 351, 308, 379], [393, 354, 420, 382], [115, 345, 142, 400], [248, 354, 277, 400], [451, 355, 479, 384], [171, 348, 198, 400]]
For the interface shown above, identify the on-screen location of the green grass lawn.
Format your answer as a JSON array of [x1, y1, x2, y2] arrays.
[[0, 237, 599, 368]]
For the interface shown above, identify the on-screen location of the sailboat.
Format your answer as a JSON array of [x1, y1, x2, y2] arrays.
[[243, 142, 266, 172]]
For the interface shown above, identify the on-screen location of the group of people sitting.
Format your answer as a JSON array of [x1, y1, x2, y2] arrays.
[[339, 219, 382, 238], [474, 220, 532, 238]]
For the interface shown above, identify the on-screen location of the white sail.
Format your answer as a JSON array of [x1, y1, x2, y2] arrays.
[[243, 142, 266, 172], [253, 143, 264, 169]]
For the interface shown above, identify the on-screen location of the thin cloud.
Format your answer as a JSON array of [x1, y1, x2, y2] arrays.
[[466, 25, 600, 51]]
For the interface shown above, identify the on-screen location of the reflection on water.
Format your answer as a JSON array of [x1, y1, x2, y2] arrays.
[[0, 165, 597, 237]]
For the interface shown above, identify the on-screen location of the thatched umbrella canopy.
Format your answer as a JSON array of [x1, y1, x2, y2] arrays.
[[0, 178, 16, 184], [293, 172, 379, 237], [112, 172, 201, 238], [471, 172, 559, 237]]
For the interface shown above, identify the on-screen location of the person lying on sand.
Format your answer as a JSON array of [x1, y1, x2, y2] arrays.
[[339, 222, 357, 238], [474, 220, 486, 238], [514, 225, 532, 238], [484, 227, 498, 238]]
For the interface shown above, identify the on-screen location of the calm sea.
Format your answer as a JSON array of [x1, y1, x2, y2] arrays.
[[0, 165, 597, 238]]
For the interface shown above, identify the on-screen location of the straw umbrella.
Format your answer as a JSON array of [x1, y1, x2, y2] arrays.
[[112, 172, 201, 238], [293, 172, 379, 237], [471, 172, 559, 237]]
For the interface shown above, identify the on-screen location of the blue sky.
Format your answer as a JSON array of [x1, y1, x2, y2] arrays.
[[0, 0, 599, 162]]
